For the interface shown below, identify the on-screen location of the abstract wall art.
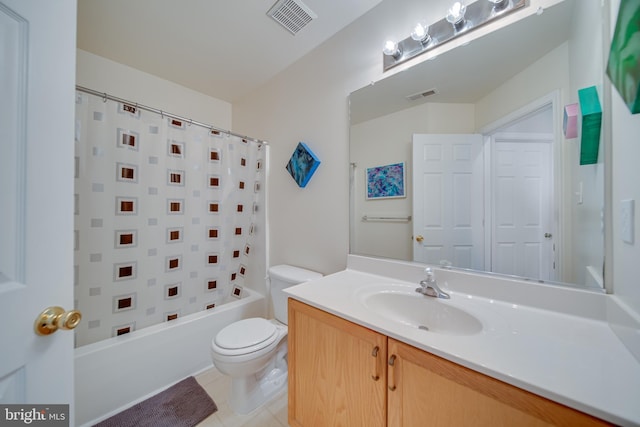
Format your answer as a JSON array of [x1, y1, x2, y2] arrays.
[[607, 0, 640, 114], [366, 162, 406, 200], [286, 142, 321, 188]]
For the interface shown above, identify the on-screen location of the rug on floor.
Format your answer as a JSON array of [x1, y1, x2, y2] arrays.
[[94, 376, 217, 427]]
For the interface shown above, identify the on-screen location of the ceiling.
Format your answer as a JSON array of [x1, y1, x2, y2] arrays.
[[77, 0, 383, 103]]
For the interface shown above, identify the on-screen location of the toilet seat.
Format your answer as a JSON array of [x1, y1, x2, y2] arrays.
[[213, 318, 278, 356]]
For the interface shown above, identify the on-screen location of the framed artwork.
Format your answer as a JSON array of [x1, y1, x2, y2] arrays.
[[607, 0, 640, 114], [366, 162, 406, 200], [285, 142, 321, 188]]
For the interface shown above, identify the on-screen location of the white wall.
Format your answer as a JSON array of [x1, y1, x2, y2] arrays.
[[475, 42, 571, 130], [76, 50, 232, 128], [232, 50, 351, 274], [567, 0, 607, 287]]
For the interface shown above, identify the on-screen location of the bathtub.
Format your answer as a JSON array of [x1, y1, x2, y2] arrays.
[[74, 288, 266, 426]]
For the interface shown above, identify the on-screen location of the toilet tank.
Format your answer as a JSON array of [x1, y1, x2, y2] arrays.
[[269, 265, 322, 324]]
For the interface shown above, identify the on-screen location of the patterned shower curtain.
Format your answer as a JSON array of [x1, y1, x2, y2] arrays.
[[74, 91, 265, 347]]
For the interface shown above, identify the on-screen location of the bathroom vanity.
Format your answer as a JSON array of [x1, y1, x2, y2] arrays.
[[285, 256, 640, 426]]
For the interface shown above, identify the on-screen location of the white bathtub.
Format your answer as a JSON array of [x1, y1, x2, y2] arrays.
[[74, 288, 266, 426]]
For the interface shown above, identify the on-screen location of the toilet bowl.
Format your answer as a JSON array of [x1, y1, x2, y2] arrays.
[[210, 265, 322, 414]]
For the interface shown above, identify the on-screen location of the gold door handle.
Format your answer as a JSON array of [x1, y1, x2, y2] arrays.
[[371, 346, 380, 381], [388, 355, 397, 391], [415, 235, 424, 243], [34, 306, 82, 336]]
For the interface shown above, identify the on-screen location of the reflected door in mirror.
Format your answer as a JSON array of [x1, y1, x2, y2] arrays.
[[491, 136, 554, 281], [412, 134, 484, 269]]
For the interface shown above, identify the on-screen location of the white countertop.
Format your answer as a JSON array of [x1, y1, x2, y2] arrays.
[[284, 258, 640, 426]]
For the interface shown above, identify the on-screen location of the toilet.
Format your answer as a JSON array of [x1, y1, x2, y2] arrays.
[[210, 264, 322, 414]]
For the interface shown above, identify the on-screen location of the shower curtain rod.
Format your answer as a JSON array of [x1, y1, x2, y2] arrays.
[[75, 85, 268, 145]]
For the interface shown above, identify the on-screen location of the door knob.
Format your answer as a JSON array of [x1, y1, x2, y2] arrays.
[[544, 233, 553, 239], [34, 306, 82, 336], [415, 235, 424, 243]]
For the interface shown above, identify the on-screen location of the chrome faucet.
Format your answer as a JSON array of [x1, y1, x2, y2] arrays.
[[416, 267, 450, 299]]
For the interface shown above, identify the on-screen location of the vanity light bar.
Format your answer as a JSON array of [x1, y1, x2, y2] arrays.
[[383, 0, 527, 72]]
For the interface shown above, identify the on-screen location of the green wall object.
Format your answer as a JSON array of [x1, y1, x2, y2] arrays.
[[578, 86, 602, 165], [606, 0, 640, 114]]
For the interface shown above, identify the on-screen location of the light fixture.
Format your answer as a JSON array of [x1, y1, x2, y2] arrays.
[[382, 0, 526, 72], [446, 2, 467, 30], [382, 40, 402, 59], [410, 22, 431, 44]]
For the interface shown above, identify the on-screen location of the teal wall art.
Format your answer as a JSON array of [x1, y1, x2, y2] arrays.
[[607, 0, 640, 114], [578, 86, 602, 165], [286, 142, 321, 188]]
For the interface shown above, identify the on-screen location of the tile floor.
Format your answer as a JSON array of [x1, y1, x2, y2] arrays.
[[195, 367, 288, 427]]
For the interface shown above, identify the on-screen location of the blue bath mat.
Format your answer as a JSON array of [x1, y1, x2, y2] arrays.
[[94, 376, 217, 427]]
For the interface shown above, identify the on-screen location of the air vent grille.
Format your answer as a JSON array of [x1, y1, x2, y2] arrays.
[[406, 89, 437, 101], [267, 0, 317, 35]]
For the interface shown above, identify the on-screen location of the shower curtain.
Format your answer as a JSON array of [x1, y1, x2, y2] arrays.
[[74, 91, 265, 347]]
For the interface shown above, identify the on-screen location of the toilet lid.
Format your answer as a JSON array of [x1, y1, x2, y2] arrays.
[[214, 318, 278, 351]]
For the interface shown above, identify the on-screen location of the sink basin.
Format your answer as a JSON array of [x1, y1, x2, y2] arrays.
[[357, 285, 482, 336]]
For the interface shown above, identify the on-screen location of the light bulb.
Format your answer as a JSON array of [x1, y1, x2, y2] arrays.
[[382, 40, 401, 58], [410, 22, 431, 43], [446, 2, 466, 25]]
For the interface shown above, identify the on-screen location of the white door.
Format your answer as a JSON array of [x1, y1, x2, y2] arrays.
[[491, 134, 554, 280], [0, 0, 77, 422], [412, 134, 484, 269]]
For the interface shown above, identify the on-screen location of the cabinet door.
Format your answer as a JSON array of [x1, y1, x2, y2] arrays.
[[288, 299, 387, 427], [387, 339, 609, 427]]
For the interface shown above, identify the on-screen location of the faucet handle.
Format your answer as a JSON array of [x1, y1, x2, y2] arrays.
[[424, 267, 434, 279]]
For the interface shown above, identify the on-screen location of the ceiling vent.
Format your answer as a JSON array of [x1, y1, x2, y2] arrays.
[[267, 0, 317, 35], [406, 89, 437, 101]]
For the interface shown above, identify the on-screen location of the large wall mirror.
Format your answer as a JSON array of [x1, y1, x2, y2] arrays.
[[349, 0, 608, 291]]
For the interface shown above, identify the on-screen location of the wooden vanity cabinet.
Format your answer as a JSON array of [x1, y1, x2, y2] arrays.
[[386, 339, 610, 427], [288, 299, 610, 427], [288, 299, 387, 427]]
